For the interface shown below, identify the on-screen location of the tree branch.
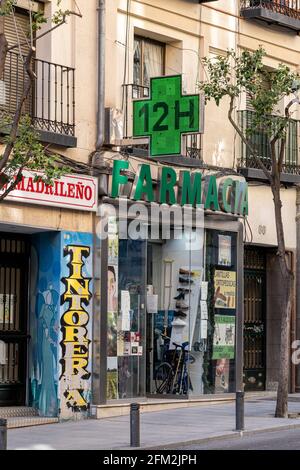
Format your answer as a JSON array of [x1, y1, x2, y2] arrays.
[[7, 11, 83, 52], [0, 47, 35, 172], [228, 95, 271, 182], [0, 165, 24, 201]]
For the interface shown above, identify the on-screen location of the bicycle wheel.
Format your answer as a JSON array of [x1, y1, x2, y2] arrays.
[[155, 362, 174, 394]]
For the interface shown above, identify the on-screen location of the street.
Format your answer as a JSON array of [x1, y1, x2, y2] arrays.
[[176, 427, 300, 450]]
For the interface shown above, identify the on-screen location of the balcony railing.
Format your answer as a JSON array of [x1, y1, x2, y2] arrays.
[[238, 110, 300, 180], [0, 51, 75, 143], [122, 83, 202, 160], [241, 1, 300, 31]]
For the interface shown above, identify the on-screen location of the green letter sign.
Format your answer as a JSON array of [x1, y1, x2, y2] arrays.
[[133, 75, 200, 157]]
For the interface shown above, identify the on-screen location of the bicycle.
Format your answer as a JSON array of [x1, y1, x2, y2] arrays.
[[154, 337, 195, 395]]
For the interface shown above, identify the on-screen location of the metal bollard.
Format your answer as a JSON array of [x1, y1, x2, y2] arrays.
[[130, 403, 140, 448], [0, 419, 7, 450], [236, 391, 245, 432]]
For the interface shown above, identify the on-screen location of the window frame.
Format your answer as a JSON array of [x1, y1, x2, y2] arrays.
[[133, 35, 166, 87]]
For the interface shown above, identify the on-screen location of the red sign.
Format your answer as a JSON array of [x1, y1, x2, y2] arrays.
[[4, 171, 98, 212]]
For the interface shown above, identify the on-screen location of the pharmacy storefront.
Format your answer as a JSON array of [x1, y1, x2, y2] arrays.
[[97, 158, 247, 401]]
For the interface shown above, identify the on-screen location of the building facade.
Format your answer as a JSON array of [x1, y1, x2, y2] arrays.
[[93, 0, 300, 409], [0, 0, 299, 424], [0, 0, 98, 421]]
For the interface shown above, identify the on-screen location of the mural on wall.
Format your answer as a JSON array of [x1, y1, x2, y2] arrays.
[[29, 233, 61, 417], [60, 232, 93, 416]]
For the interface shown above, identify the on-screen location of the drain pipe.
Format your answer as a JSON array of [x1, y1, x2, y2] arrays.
[[96, 0, 106, 153], [91, 0, 108, 409]]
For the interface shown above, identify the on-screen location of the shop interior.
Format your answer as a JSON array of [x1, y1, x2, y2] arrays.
[[106, 219, 238, 400]]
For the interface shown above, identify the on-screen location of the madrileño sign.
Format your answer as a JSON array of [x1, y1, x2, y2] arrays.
[[3, 171, 98, 212]]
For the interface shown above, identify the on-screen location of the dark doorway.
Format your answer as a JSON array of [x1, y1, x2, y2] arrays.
[[243, 246, 266, 391], [0, 234, 30, 406]]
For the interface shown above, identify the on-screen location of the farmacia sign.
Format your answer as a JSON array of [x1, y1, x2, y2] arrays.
[[110, 160, 248, 216]]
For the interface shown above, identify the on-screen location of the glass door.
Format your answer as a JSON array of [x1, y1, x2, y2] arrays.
[[146, 228, 204, 398], [106, 218, 147, 400]]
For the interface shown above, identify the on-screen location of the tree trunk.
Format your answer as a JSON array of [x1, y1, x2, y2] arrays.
[[271, 175, 294, 418], [275, 273, 293, 417], [0, 16, 7, 79]]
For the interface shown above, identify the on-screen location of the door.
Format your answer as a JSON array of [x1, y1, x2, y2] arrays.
[[0, 235, 30, 406], [243, 246, 266, 391]]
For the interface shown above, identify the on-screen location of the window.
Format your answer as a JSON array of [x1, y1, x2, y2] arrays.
[[133, 36, 165, 88]]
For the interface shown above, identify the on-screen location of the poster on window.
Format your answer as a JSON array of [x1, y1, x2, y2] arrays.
[[107, 357, 118, 400], [218, 235, 231, 267], [215, 358, 230, 393], [212, 315, 236, 359], [214, 270, 236, 309]]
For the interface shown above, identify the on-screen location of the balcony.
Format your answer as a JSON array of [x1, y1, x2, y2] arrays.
[[0, 51, 76, 147], [120, 83, 203, 164], [238, 110, 300, 184], [240, 1, 300, 32]]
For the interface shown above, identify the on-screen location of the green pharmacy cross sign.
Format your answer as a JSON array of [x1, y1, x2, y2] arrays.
[[133, 75, 201, 157]]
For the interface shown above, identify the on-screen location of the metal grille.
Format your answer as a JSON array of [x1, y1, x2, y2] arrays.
[[241, 1, 300, 20], [0, 51, 75, 137], [243, 246, 266, 391], [0, 236, 29, 402], [238, 110, 300, 175]]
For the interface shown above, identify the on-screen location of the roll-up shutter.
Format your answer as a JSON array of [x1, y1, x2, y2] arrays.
[[1, 11, 31, 114]]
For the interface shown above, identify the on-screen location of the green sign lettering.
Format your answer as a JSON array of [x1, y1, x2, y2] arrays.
[[132, 164, 154, 202], [158, 167, 177, 204], [179, 171, 202, 206], [133, 76, 200, 157], [109, 160, 248, 217], [111, 160, 129, 198], [204, 175, 219, 211]]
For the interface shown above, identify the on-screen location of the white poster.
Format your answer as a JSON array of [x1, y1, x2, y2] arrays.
[[200, 301, 208, 320], [200, 319, 208, 339], [201, 282, 208, 301], [147, 294, 158, 313], [121, 290, 131, 331]]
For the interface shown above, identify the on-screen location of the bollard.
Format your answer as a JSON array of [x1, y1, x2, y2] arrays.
[[236, 391, 245, 432], [130, 403, 140, 448], [0, 419, 7, 450]]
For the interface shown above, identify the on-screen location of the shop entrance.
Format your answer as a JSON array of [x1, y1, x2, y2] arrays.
[[0, 234, 30, 406], [243, 246, 266, 391]]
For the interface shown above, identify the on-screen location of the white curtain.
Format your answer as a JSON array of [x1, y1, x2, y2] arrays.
[[143, 42, 164, 87]]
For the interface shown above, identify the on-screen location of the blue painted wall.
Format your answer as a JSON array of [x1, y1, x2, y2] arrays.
[[29, 232, 61, 417], [29, 231, 93, 419]]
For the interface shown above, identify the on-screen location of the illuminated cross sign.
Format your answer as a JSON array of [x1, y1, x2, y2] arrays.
[[133, 75, 201, 157]]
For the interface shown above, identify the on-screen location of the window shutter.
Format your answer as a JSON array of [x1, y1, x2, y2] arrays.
[[4, 11, 30, 53], [1, 11, 31, 114]]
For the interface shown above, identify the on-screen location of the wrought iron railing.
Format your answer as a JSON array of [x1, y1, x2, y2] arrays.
[[240, 0, 300, 20], [0, 51, 75, 137], [238, 110, 300, 174], [122, 83, 202, 159]]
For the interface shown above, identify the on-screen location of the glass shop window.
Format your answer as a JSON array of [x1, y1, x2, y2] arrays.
[[147, 229, 238, 397]]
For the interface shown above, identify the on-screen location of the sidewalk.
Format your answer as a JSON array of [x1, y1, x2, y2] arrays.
[[7, 396, 300, 450]]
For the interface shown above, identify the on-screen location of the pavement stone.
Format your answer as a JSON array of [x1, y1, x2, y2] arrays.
[[7, 397, 300, 450]]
